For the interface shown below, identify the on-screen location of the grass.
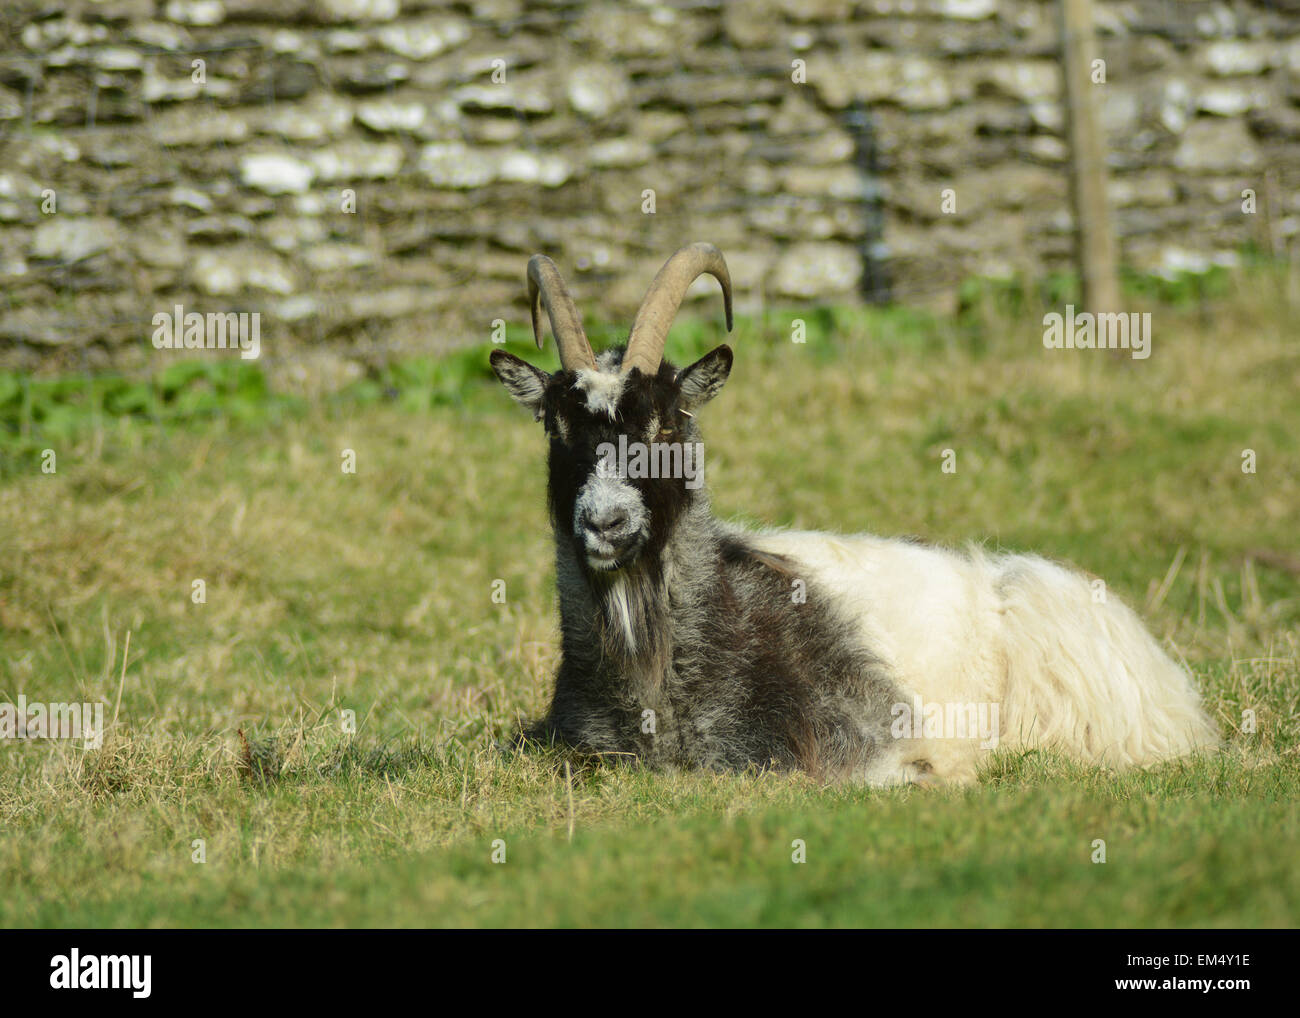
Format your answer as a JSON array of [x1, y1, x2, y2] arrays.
[[1, 263, 1298, 928]]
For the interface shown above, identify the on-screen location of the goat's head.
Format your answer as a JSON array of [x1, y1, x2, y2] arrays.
[[490, 242, 734, 574]]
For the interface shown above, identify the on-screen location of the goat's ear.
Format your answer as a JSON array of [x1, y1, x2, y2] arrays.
[[489, 350, 549, 420], [676, 344, 733, 410]]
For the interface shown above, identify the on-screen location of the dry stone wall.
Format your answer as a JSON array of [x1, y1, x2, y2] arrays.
[[0, 0, 1297, 375]]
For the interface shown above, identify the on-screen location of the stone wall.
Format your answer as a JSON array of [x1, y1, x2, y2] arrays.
[[1, 0, 1297, 376]]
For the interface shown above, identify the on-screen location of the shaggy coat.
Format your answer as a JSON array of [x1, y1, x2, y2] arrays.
[[492, 248, 1219, 785]]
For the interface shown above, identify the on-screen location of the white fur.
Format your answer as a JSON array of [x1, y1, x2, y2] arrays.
[[747, 529, 1219, 783], [574, 369, 625, 419], [607, 576, 637, 654]]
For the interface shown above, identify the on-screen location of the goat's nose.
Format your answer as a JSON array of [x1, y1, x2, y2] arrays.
[[585, 506, 629, 536]]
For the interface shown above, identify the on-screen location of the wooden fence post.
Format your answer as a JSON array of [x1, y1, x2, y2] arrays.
[[1059, 0, 1121, 315]]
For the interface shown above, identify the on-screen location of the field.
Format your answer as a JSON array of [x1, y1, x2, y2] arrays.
[[2, 268, 1298, 927]]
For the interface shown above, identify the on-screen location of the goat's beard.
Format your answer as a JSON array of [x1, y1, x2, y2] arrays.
[[587, 559, 667, 663]]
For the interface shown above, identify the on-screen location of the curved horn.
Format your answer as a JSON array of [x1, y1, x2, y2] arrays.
[[623, 242, 733, 377], [527, 255, 596, 373]]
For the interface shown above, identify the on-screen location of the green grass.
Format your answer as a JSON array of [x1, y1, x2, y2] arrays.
[[1, 263, 1298, 927]]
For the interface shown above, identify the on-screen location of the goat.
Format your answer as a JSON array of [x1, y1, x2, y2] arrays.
[[489, 242, 1219, 784]]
